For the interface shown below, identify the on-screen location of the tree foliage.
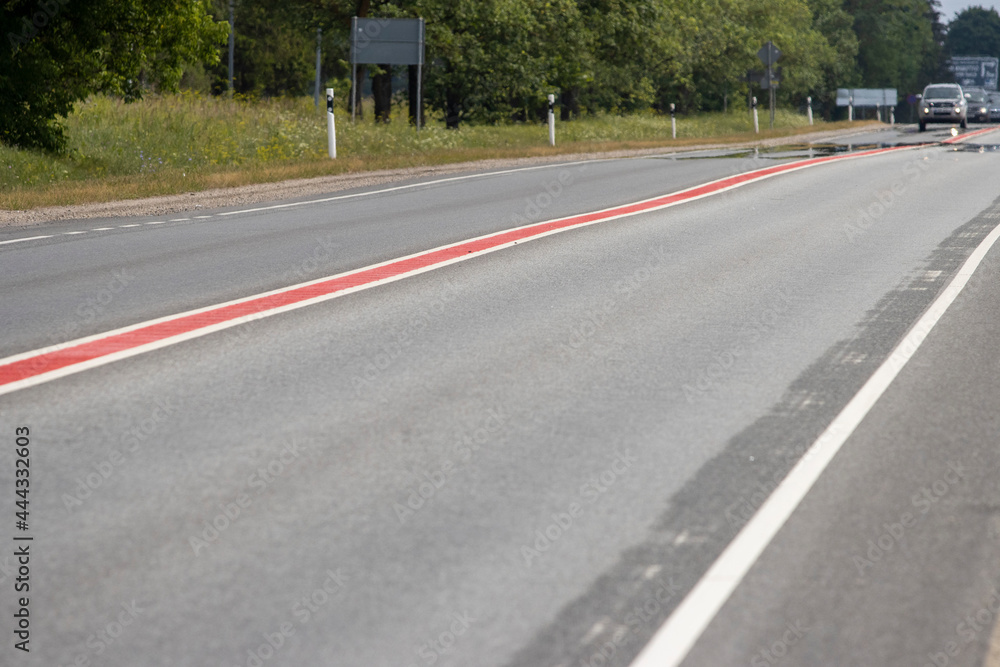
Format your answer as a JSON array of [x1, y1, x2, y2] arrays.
[[946, 6, 1000, 59], [2, 0, 964, 147], [1, 0, 229, 150]]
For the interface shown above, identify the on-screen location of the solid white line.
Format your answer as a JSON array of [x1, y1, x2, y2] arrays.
[[629, 219, 1000, 667], [216, 158, 611, 217], [0, 235, 53, 246]]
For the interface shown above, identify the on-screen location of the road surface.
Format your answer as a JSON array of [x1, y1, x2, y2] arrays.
[[2, 123, 1000, 667]]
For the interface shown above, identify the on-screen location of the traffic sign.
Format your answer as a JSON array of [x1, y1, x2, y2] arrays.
[[759, 67, 783, 90], [757, 41, 781, 66]]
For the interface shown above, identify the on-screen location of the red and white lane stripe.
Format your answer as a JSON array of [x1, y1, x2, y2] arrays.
[[941, 125, 1000, 144], [0, 144, 919, 396]]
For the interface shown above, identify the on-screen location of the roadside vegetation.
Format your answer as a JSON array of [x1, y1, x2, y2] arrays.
[[1, 93, 849, 211]]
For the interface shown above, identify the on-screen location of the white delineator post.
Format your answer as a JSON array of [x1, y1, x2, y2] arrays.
[[671, 103, 676, 138], [548, 94, 556, 147], [752, 96, 759, 133], [326, 88, 336, 159], [848, 96, 854, 121], [807, 96, 813, 125]]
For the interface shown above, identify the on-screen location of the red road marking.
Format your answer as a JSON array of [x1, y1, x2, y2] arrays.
[[941, 125, 1000, 144], [0, 144, 919, 395]]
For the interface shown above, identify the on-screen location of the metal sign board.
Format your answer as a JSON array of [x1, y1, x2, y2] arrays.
[[760, 67, 783, 89], [757, 41, 781, 66], [835, 88, 897, 107], [948, 56, 999, 91], [350, 17, 425, 65]]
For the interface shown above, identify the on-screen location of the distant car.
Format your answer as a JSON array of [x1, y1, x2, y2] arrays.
[[964, 88, 990, 122], [917, 83, 968, 131], [988, 92, 1000, 121]]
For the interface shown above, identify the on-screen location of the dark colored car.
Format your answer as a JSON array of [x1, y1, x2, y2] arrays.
[[917, 84, 968, 132], [964, 88, 991, 123], [988, 92, 1000, 122]]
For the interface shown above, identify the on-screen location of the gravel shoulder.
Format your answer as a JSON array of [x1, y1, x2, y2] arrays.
[[0, 125, 889, 229]]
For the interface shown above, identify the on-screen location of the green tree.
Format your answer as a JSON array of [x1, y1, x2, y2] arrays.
[[945, 6, 1000, 58], [1, 0, 228, 150], [846, 0, 939, 93]]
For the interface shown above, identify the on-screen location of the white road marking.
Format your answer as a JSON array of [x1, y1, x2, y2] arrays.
[[119, 224, 140, 228], [0, 235, 53, 246], [91, 227, 113, 231], [63, 231, 86, 235], [629, 219, 1000, 667], [144, 221, 166, 225], [216, 159, 612, 217]]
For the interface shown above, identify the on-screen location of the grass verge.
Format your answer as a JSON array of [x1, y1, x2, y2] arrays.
[[1, 93, 872, 210]]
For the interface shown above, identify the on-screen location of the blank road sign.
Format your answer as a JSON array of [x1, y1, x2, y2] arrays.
[[350, 18, 425, 65]]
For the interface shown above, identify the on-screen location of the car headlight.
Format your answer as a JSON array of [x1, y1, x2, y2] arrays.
[[923, 107, 930, 114], [981, 107, 988, 113], [955, 107, 962, 113]]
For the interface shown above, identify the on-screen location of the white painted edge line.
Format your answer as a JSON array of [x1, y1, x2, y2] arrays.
[[0, 145, 924, 248], [0, 235, 52, 246], [629, 219, 1000, 667], [215, 158, 612, 217]]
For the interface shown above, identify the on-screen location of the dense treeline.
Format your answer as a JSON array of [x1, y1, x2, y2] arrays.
[[3, 0, 993, 151]]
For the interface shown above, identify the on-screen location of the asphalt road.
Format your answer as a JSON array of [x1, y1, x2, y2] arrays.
[[3, 125, 1000, 667]]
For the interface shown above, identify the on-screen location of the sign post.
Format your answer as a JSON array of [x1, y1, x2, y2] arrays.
[[757, 41, 782, 129], [350, 18, 425, 130]]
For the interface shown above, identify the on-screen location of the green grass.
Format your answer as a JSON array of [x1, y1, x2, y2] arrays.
[[0, 92, 858, 210]]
